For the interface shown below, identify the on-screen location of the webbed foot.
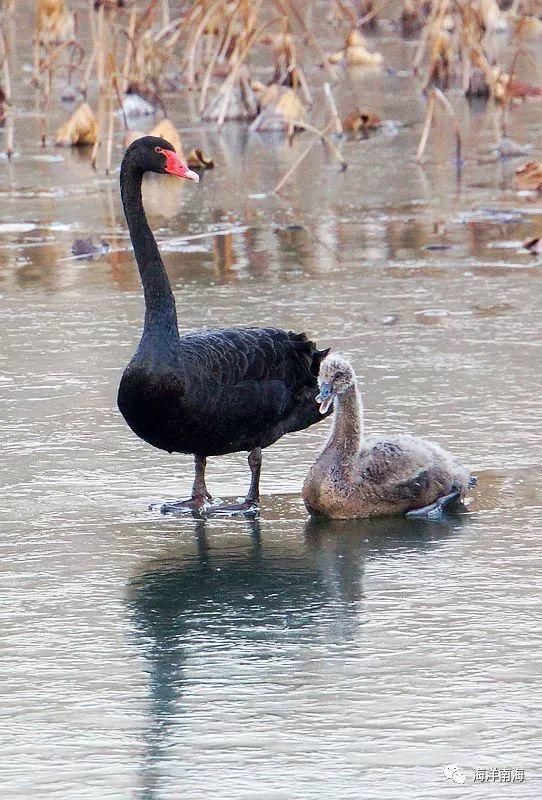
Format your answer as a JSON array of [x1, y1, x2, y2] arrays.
[[153, 496, 212, 517], [406, 483, 463, 520], [205, 498, 260, 518]]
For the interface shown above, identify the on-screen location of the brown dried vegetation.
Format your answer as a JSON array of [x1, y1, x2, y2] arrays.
[[55, 102, 97, 146], [0, 0, 538, 179], [515, 161, 542, 192], [342, 110, 381, 133], [328, 28, 383, 67]]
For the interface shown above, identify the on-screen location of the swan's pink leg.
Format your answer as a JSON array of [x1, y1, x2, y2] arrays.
[[206, 448, 262, 517], [159, 455, 212, 514]]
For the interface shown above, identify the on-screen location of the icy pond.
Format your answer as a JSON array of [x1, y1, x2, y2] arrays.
[[1, 2, 542, 798]]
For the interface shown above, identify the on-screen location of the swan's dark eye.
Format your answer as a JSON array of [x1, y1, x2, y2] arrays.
[[155, 146, 163, 154]]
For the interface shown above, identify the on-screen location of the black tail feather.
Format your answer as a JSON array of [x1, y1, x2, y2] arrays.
[[311, 346, 331, 377], [288, 332, 330, 379]]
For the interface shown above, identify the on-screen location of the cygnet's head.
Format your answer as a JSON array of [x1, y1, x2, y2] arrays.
[[316, 355, 357, 414]]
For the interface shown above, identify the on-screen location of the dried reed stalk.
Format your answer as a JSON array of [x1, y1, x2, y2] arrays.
[[213, 14, 282, 128], [416, 87, 462, 166], [272, 0, 338, 81], [274, 120, 341, 194], [0, 23, 13, 157], [198, 0, 245, 114], [323, 81, 343, 135]]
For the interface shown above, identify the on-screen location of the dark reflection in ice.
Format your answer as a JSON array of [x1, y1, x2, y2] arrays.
[[128, 514, 470, 799]]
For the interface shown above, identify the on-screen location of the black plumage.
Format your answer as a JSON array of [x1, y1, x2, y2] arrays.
[[117, 136, 330, 513]]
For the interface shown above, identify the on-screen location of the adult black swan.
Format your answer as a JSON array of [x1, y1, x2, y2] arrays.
[[117, 136, 330, 515]]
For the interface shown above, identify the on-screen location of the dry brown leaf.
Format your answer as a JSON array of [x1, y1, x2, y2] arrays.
[[328, 50, 345, 65], [254, 83, 281, 109], [268, 32, 295, 58], [515, 161, 542, 192], [202, 65, 258, 123], [328, 29, 382, 68], [275, 88, 307, 121], [149, 118, 183, 158], [345, 45, 383, 67], [124, 123, 186, 161], [251, 80, 268, 98], [251, 86, 307, 131], [343, 110, 381, 132], [187, 148, 214, 170], [55, 103, 97, 147], [509, 14, 542, 40], [345, 30, 366, 48], [493, 70, 542, 102], [37, 0, 74, 43]]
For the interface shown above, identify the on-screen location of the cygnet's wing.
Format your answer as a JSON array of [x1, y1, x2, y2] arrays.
[[388, 468, 432, 502], [359, 437, 451, 503]]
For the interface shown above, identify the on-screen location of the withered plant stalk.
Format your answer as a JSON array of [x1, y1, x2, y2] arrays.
[[416, 87, 462, 168]]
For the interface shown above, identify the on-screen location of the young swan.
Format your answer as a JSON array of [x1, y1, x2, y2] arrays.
[[302, 355, 474, 519]]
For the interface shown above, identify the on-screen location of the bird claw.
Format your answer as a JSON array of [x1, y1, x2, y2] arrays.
[[405, 486, 462, 520], [205, 498, 260, 518], [152, 497, 212, 517], [150, 496, 260, 519]]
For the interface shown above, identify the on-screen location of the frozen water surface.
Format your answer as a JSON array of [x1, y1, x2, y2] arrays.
[[1, 2, 541, 798]]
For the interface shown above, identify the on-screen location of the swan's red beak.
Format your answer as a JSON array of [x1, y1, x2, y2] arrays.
[[163, 149, 200, 183]]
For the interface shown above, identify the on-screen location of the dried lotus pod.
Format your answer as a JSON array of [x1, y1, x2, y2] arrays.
[[187, 148, 214, 170], [55, 103, 97, 147], [250, 86, 307, 132], [343, 110, 381, 132]]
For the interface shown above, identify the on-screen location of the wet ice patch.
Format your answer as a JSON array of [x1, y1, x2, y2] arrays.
[[486, 240, 525, 250], [457, 209, 524, 224], [161, 241, 209, 253], [48, 222, 77, 232], [0, 222, 36, 233], [31, 154, 64, 163]]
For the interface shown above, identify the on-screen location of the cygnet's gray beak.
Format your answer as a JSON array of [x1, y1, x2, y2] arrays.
[[316, 383, 334, 415]]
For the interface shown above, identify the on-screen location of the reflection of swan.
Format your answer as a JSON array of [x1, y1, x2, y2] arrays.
[[126, 512, 468, 798], [305, 512, 467, 558]]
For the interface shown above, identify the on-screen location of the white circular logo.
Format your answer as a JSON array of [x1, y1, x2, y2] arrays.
[[444, 764, 467, 784]]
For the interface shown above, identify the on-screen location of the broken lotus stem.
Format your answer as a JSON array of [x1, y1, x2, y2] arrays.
[[416, 87, 462, 167]]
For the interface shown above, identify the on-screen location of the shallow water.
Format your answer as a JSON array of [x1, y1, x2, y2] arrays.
[[1, 3, 542, 798]]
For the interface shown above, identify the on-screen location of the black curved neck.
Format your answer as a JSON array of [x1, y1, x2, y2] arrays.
[[120, 155, 179, 342]]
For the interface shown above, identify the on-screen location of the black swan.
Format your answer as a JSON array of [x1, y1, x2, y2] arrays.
[[303, 355, 475, 519], [117, 136, 329, 515]]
